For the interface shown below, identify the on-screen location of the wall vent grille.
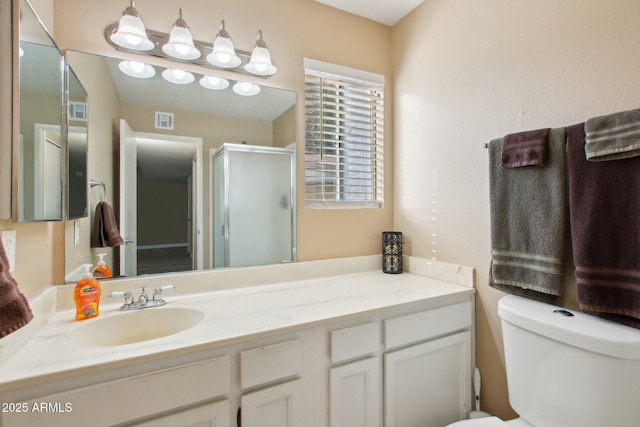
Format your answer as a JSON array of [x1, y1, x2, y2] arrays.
[[155, 111, 175, 130], [68, 101, 88, 121]]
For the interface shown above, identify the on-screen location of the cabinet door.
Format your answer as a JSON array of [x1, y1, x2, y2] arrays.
[[132, 400, 230, 427], [384, 331, 471, 427], [330, 357, 381, 427], [241, 379, 304, 427]]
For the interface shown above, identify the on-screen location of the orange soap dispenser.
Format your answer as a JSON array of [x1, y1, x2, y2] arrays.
[[93, 253, 112, 279], [74, 264, 101, 321]]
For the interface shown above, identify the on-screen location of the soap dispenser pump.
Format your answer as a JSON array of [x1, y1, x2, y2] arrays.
[[93, 253, 112, 279], [74, 264, 101, 321]]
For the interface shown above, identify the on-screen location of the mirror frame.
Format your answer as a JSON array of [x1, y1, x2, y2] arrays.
[[0, 0, 11, 219]]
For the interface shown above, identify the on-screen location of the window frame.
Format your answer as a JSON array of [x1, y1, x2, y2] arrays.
[[303, 58, 385, 209]]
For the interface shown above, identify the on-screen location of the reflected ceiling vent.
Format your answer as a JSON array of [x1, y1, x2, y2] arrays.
[[69, 101, 88, 121], [155, 111, 174, 130]]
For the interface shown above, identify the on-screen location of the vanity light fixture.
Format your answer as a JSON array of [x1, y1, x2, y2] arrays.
[[245, 31, 277, 76], [106, 5, 277, 79], [162, 68, 195, 85], [233, 81, 261, 96], [109, 0, 154, 51], [118, 60, 156, 78], [207, 20, 241, 69], [199, 75, 230, 91], [162, 9, 201, 61]]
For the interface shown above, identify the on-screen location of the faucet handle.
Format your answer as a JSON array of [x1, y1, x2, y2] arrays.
[[109, 290, 134, 308], [153, 285, 176, 301]]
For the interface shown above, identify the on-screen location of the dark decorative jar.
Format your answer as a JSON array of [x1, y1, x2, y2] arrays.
[[382, 231, 404, 274]]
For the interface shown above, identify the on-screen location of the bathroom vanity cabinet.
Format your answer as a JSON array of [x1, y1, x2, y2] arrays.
[[1, 297, 472, 427]]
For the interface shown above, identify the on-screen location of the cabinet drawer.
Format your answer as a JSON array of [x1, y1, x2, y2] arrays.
[[330, 322, 379, 363], [241, 339, 303, 389], [1, 355, 230, 427], [384, 301, 472, 349], [132, 400, 230, 427]]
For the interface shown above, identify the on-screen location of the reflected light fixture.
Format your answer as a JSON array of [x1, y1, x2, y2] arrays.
[[109, 0, 154, 51], [162, 9, 201, 60], [162, 68, 195, 84], [199, 75, 230, 91], [245, 30, 277, 76], [207, 20, 241, 69], [118, 60, 156, 78], [233, 81, 261, 96]]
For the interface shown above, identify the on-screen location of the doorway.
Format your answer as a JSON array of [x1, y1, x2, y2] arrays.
[[119, 119, 204, 276]]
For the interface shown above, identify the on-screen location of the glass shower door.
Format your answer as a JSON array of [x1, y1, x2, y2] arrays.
[[212, 144, 295, 268]]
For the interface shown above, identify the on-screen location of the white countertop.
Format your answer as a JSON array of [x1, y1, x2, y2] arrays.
[[0, 257, 474, 393]]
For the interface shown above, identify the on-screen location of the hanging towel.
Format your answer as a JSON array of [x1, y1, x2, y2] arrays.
[[585, 107, 640, 161], [501, 128, 550, 168], [91, 201, 124, 248], [0, 237, 33, 338], [488, 127, 566, 302], [567, 123, 640, 328]]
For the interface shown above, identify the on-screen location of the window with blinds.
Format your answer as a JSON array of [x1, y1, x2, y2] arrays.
[[304, 59, 384, 208]]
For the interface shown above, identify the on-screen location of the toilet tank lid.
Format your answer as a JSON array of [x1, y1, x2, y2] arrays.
[[498, 295, 640, 360]]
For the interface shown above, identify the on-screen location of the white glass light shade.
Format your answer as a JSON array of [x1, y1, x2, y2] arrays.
[[110, 2, 154, 51], [233, 81, 261, 96], [162, 10, 201, 60], [206, 20, 241, 68], [245, 31, 276, 76], [162, 68, 195, 85], [199, 75, 230, 91], [118, 60, 156, 78]]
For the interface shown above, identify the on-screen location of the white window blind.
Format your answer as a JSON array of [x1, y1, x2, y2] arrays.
[[304, 59, 384, 208]]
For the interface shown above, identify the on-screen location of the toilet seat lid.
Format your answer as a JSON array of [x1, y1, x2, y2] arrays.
[[447, 416, 508, 426]]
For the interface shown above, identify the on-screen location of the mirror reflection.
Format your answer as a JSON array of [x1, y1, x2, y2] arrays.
[[16, 0, 64, 221], [64, 50, 297, 282], [66, 66, 89, 219]]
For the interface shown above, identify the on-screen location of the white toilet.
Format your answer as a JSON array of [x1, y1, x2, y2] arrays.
[[447, 295, 640, 427]]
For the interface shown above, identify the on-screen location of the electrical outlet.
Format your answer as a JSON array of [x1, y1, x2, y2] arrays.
[[1, 230, 16, 272]]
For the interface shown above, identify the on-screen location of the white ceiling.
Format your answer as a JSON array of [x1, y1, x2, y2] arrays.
[[314, 0, 424, 26]]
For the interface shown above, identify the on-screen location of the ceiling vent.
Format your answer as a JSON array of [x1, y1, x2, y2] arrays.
[[68, 101, 88, 121], [155, 111, 175, 130]]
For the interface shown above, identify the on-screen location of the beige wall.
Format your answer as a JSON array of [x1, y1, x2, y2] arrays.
[[393, 0, 640, 418]]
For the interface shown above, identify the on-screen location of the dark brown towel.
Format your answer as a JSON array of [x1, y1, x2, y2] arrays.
[[567, 123, 640, 328], [0, 237, 33, 338], [501, 128, 550, 168], [91, 202, 124, 248]]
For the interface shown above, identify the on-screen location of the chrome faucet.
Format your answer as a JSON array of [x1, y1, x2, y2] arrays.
[[109, 285, 176, 311]]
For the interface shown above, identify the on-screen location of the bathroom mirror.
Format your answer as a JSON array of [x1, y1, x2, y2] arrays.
[[13, 0, 65, 221], [64, 50, 297, 282]]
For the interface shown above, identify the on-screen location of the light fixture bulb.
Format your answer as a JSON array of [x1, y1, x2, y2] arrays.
[[110, 0, 154, 51], [129, 61, 145, 73], [233, 81, 261, 96], [162, 9, 201, 60], [118, 60, 156, 78], [245, 30, 277, 76], [199, 75, 230, 91], [162, 68, 195, 84], [207, 20, 241, 69]]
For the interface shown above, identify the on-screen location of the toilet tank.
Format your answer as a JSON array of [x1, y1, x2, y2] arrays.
[[498, 295, 640, 427]]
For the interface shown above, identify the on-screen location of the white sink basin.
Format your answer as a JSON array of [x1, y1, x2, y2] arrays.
[[68, 307, 204, 347]]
